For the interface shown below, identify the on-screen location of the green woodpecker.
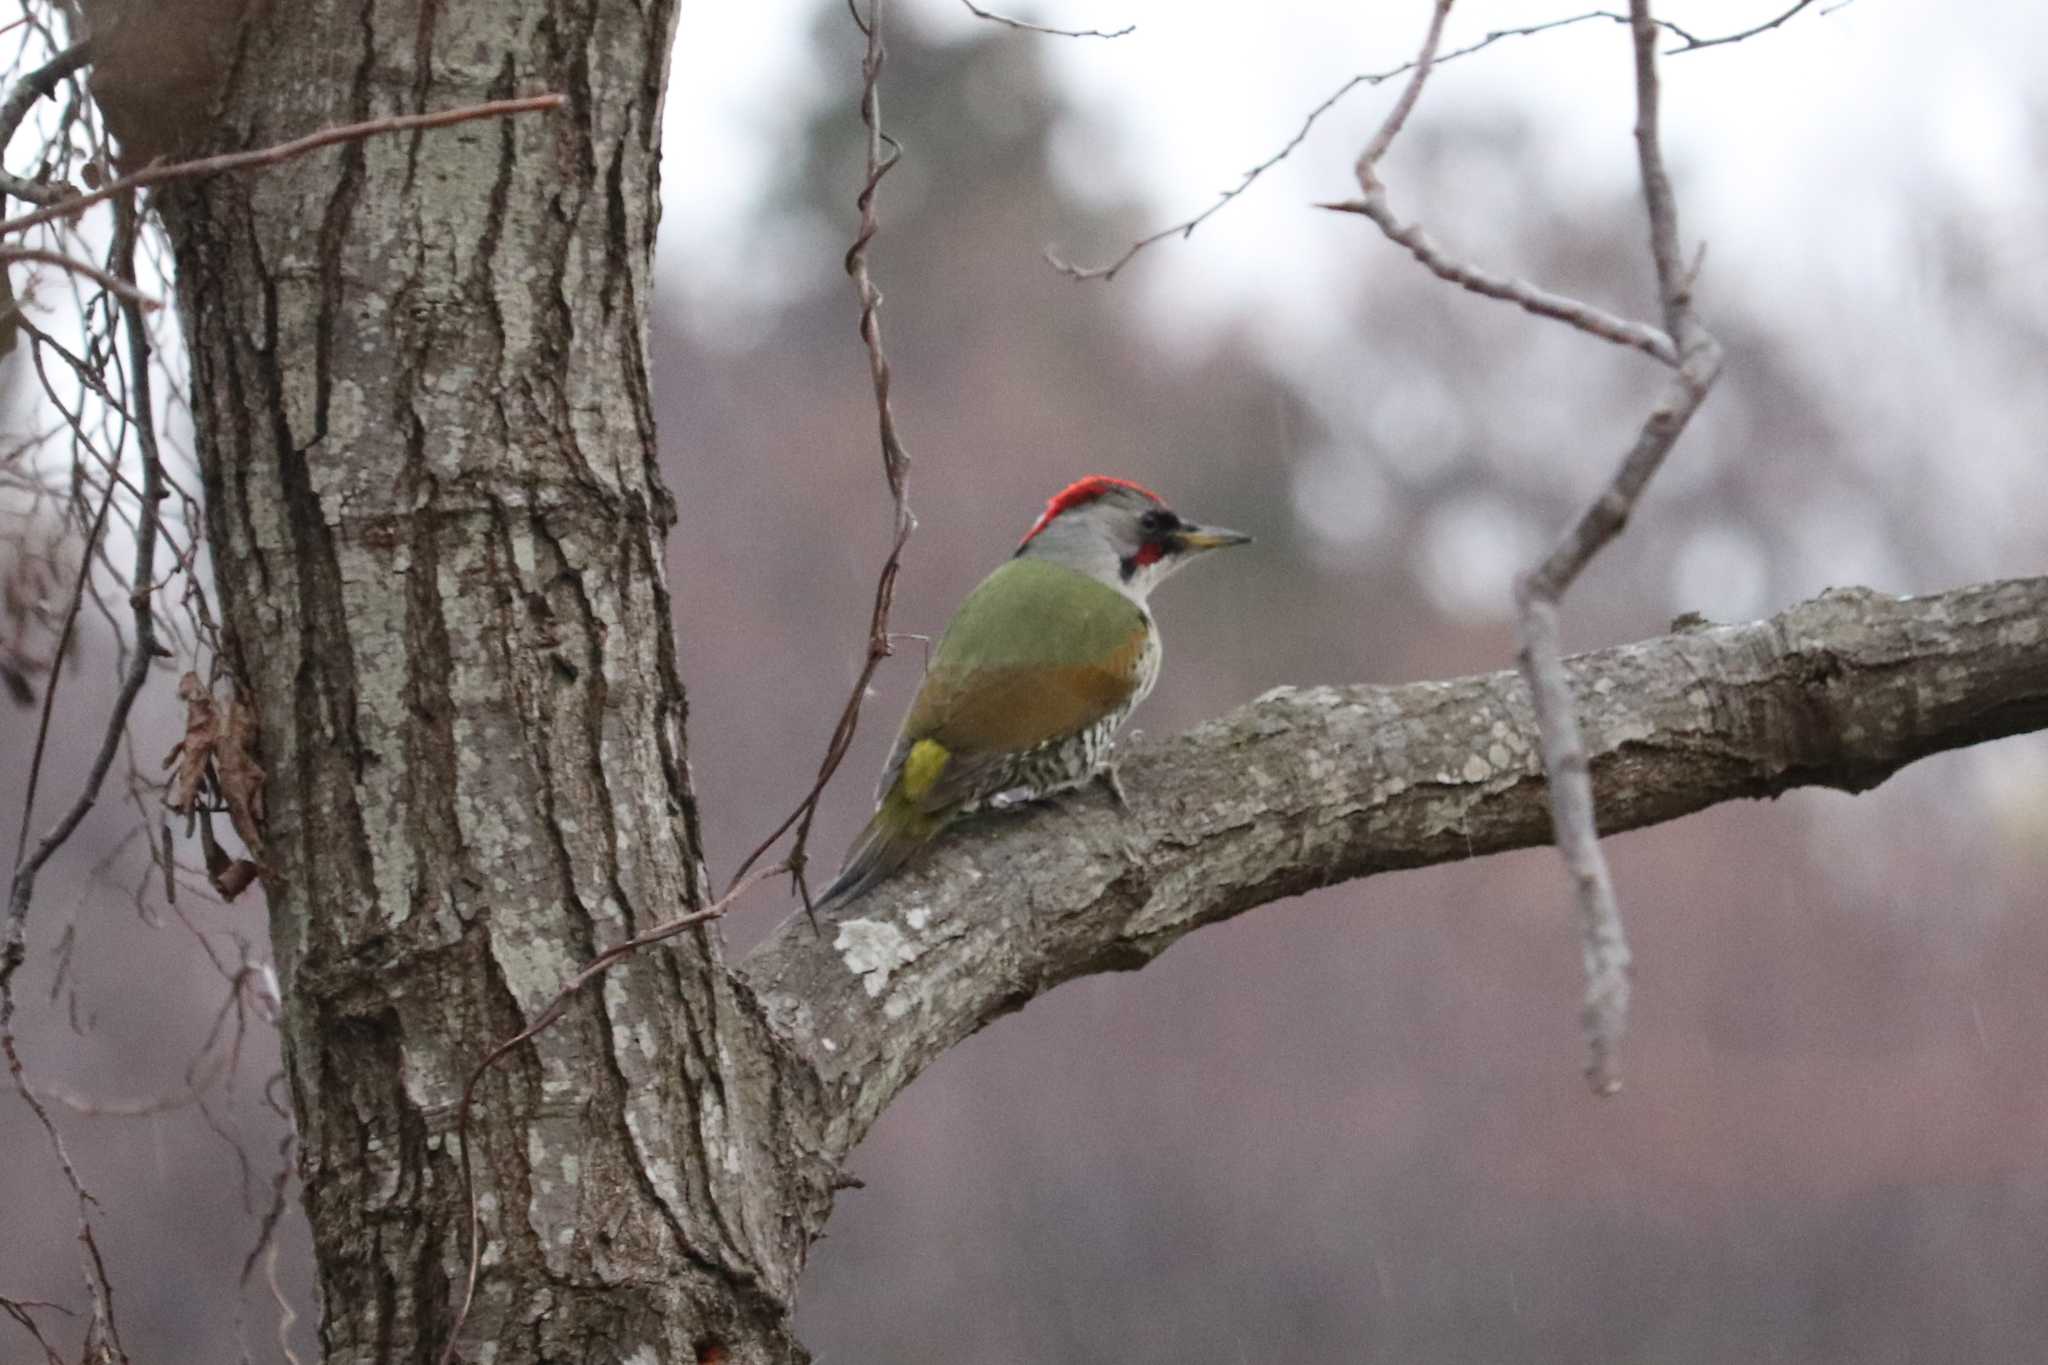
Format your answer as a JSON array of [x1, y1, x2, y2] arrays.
[[815, 476, 1251, 912]]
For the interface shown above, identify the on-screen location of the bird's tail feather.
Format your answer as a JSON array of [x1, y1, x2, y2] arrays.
[[811, 800, 937, 916]]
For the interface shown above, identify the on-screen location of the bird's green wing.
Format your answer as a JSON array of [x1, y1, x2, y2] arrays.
[[876, 558, 1149, 812]]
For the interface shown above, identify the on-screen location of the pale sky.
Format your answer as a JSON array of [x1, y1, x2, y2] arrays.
[[662, 2, 2048, 350], [661, 0, 2048, 605]]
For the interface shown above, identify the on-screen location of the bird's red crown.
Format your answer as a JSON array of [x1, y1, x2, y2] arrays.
[[1019, 475, 1163, 547]]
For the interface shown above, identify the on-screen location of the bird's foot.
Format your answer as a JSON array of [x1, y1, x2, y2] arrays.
[[1091, 756, 1146, 863], [1095, 757, 1129, 810]]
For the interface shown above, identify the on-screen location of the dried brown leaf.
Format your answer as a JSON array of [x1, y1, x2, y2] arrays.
[[212, 857, 260, 900], [194, 805, 261, 901], [163, 671, 268, 898], [216, 690, 265, 855], [163, 669, 217, 816]]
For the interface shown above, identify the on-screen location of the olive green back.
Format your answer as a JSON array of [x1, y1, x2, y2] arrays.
[[881, 558, 1150, 802]]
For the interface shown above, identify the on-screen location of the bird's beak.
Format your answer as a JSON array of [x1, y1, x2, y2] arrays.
[[1175, 524, 1254, 553]]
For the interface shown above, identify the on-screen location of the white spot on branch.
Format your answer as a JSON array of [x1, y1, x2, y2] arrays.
[[836, 917, 916, 997]]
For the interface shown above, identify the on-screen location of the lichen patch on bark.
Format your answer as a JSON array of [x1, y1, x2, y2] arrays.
[[834, 917, 917, 997]]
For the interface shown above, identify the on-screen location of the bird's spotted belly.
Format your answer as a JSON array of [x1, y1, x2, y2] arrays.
[[975, 709, 1128, 811]]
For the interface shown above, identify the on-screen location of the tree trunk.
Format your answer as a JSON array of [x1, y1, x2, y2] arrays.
[[160, 3, 830, 1360]]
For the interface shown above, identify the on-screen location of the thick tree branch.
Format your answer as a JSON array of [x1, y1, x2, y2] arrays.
[[743, 577, 2048, 1157]]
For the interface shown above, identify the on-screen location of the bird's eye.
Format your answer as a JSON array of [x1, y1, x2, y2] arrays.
[[1139, 508, 1175, 534]]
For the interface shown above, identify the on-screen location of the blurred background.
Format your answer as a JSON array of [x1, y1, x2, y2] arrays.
[[5, 1, 2048, 1360]]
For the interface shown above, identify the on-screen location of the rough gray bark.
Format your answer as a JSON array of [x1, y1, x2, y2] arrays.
[[137, 1, 2048, 1361]]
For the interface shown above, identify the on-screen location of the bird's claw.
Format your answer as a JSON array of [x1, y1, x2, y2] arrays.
[[1092, 757, 1145, 861], [1096, 758, 1129, 810]]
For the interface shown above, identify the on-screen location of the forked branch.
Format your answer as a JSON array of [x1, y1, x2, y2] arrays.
[[1507, 1, 1722, 1093], [1317, 0, 1723, 1092]]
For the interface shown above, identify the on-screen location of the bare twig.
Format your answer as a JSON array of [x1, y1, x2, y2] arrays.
[[1315, 0, 1723, 1091], [959, 0, 1133, 38], [42, 964, 256, 1117], [1509, 0, 1723, 1095], [0, 1030, 126, 1358], [0, 36, 92, 207], [1317, 1, 1677, 366], [437, 863, 788, 1365], [10, 477, 115, 873], [1351, 1, 1454, 175], [729, 0, 917, 920], [0, 192, 163, 1365], [1346, 209, 1676, 362], [4, 207, 165, 961], [1, 1292, 72, 1365], [1049, 0, 1829, 284], [234, 1123, 303, 1365], [0, 93, 566, 239], [263, 1237, 305, 1365], [0, 245, 162, 309], [45, 1036, 229, 1117], [1047, 10, 1633, 282], [1660, 0, 1821, 52]]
